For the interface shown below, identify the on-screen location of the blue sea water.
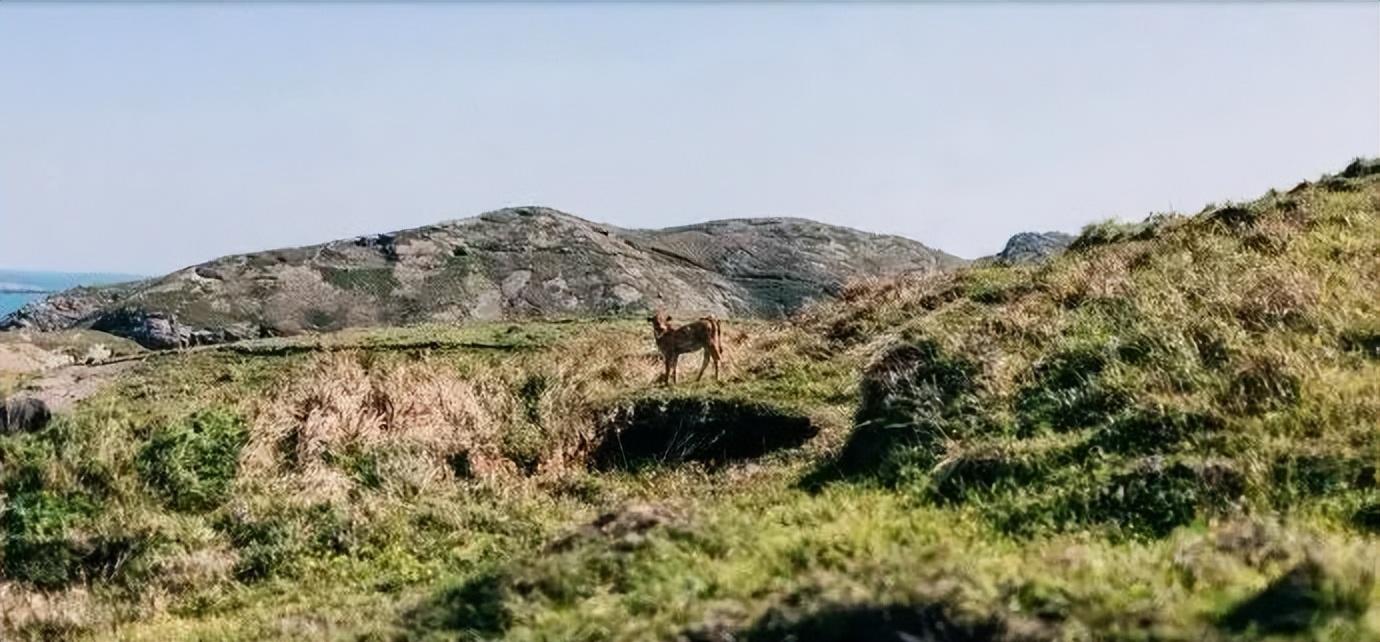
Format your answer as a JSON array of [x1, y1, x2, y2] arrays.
[[0, 269, 144, 318]]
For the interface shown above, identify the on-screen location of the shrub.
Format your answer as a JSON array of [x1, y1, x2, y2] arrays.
[[1084, 458, 1243, 538], [219, 513, 307, 581], [1206, 203, 1263, 232], [927, 446, 1045, 504], [1226, 353, 1301, 414], [405, 570, 511, 641], [137, 409, 248, 512], [0, 490, 95, 588], [1339, 157, 1380, 179], [1068, 219, 1149, 251], [1221, 558, 1375, 634], [1351, 502, 1380, 533], [1271, 454, 1368, 498], [1081, 407, 1223, 456], [1015, 345, 1130, 433], [516, 374, 549, 425], [1340, 326, 1380, 358]]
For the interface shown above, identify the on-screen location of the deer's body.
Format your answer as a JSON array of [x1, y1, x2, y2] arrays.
[[648, 311, 723, 385]]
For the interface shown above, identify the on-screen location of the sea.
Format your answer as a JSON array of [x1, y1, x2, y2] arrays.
[[0, 270, 144, 319]]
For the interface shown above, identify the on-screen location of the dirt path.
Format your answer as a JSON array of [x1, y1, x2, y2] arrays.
[[23, 360, 140, 412], [0, 342, 73, 374]]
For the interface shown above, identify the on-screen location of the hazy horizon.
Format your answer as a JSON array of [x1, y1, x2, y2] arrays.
[[2, 3, 1377, 274]]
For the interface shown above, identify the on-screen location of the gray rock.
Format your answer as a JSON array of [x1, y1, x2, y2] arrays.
[[89, 309, 190, 350], [1, 282, 138, 332], [991, 231, 1075, 265], [1, 207, 965, 348], [1, 396, 51, 434], [81, 343, 112, 365]]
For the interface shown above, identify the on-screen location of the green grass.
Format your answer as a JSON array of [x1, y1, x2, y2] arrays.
[[1, 162, 1378, 641]]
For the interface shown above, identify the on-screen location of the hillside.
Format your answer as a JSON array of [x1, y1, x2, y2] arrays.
[[0, 208, 961, 348], [0, 160, 1377, 642]]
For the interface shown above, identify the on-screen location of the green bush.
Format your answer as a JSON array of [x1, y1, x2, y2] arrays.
[[137, 409, 248, 512], [1085, 458, 1243, 538], [1068, 219, 1151, 251], [1081, 407, 1224, 456], [220, 514, 306, 581], [1015, 344, 1130, 434], [0, 490, 95, 588], [405, 570, 511, 642]]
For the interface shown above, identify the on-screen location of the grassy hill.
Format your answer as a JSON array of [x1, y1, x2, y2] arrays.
[[0, 160, 1378, 641]]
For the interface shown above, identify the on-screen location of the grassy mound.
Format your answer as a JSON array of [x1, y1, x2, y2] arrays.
[[808, 162, 1380, 540]]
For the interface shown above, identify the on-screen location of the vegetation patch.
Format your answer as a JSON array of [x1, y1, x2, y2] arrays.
[[1078, 406, 1223, 456], [713, 599, 1010, 642], [403, 569, 511, 642], [927, 444, 1047, 504], [837, 338, 982, 480], [1271, 453, 1372, 498], [0, 489, 97, 588], [1340, 326, 1380, 358], [1220, 558, 1374, 635], [319, 266, 400, 297], [1084, 458, 1244, 538], [137, 409, 248, 512], [1015, 344, 1130, 434]]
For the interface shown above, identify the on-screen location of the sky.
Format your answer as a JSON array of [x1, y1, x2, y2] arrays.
[[1, 3, 1376, 274]]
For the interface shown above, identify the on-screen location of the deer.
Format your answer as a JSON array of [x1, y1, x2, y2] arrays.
[[647, 310, 723, 385]]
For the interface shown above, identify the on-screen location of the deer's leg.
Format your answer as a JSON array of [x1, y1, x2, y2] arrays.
[[668, 353, 680, 385], [697, 348, 711, 381]]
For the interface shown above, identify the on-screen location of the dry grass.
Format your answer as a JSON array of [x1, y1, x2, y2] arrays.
[[245, 353, 517, 499], [0, 582, 100, 638]]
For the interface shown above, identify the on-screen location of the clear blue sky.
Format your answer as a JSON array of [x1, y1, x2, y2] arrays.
[[1, 3, 1376, 274]]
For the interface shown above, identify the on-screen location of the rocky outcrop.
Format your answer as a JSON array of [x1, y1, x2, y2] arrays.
[[1, 283, 136, 332], [89, 309, 192, 350], [3, 208, 962, 348], [0, 396, 51, 434], [990, 231, 1074, 265], [0, 282, 50, 294]]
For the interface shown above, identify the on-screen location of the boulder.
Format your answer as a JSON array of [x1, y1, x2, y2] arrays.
[[90, 309, 190, 350], [991, 231, 1075, 265], [81, 343, 113, 365], [1, 396, 51, 434]]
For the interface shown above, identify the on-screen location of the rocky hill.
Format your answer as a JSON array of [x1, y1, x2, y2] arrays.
[[1, 208, 961, 348], [989, 230, 1074, 264]]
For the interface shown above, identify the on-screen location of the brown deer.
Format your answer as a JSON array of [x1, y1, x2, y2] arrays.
[[648, 310, 723, 385]]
